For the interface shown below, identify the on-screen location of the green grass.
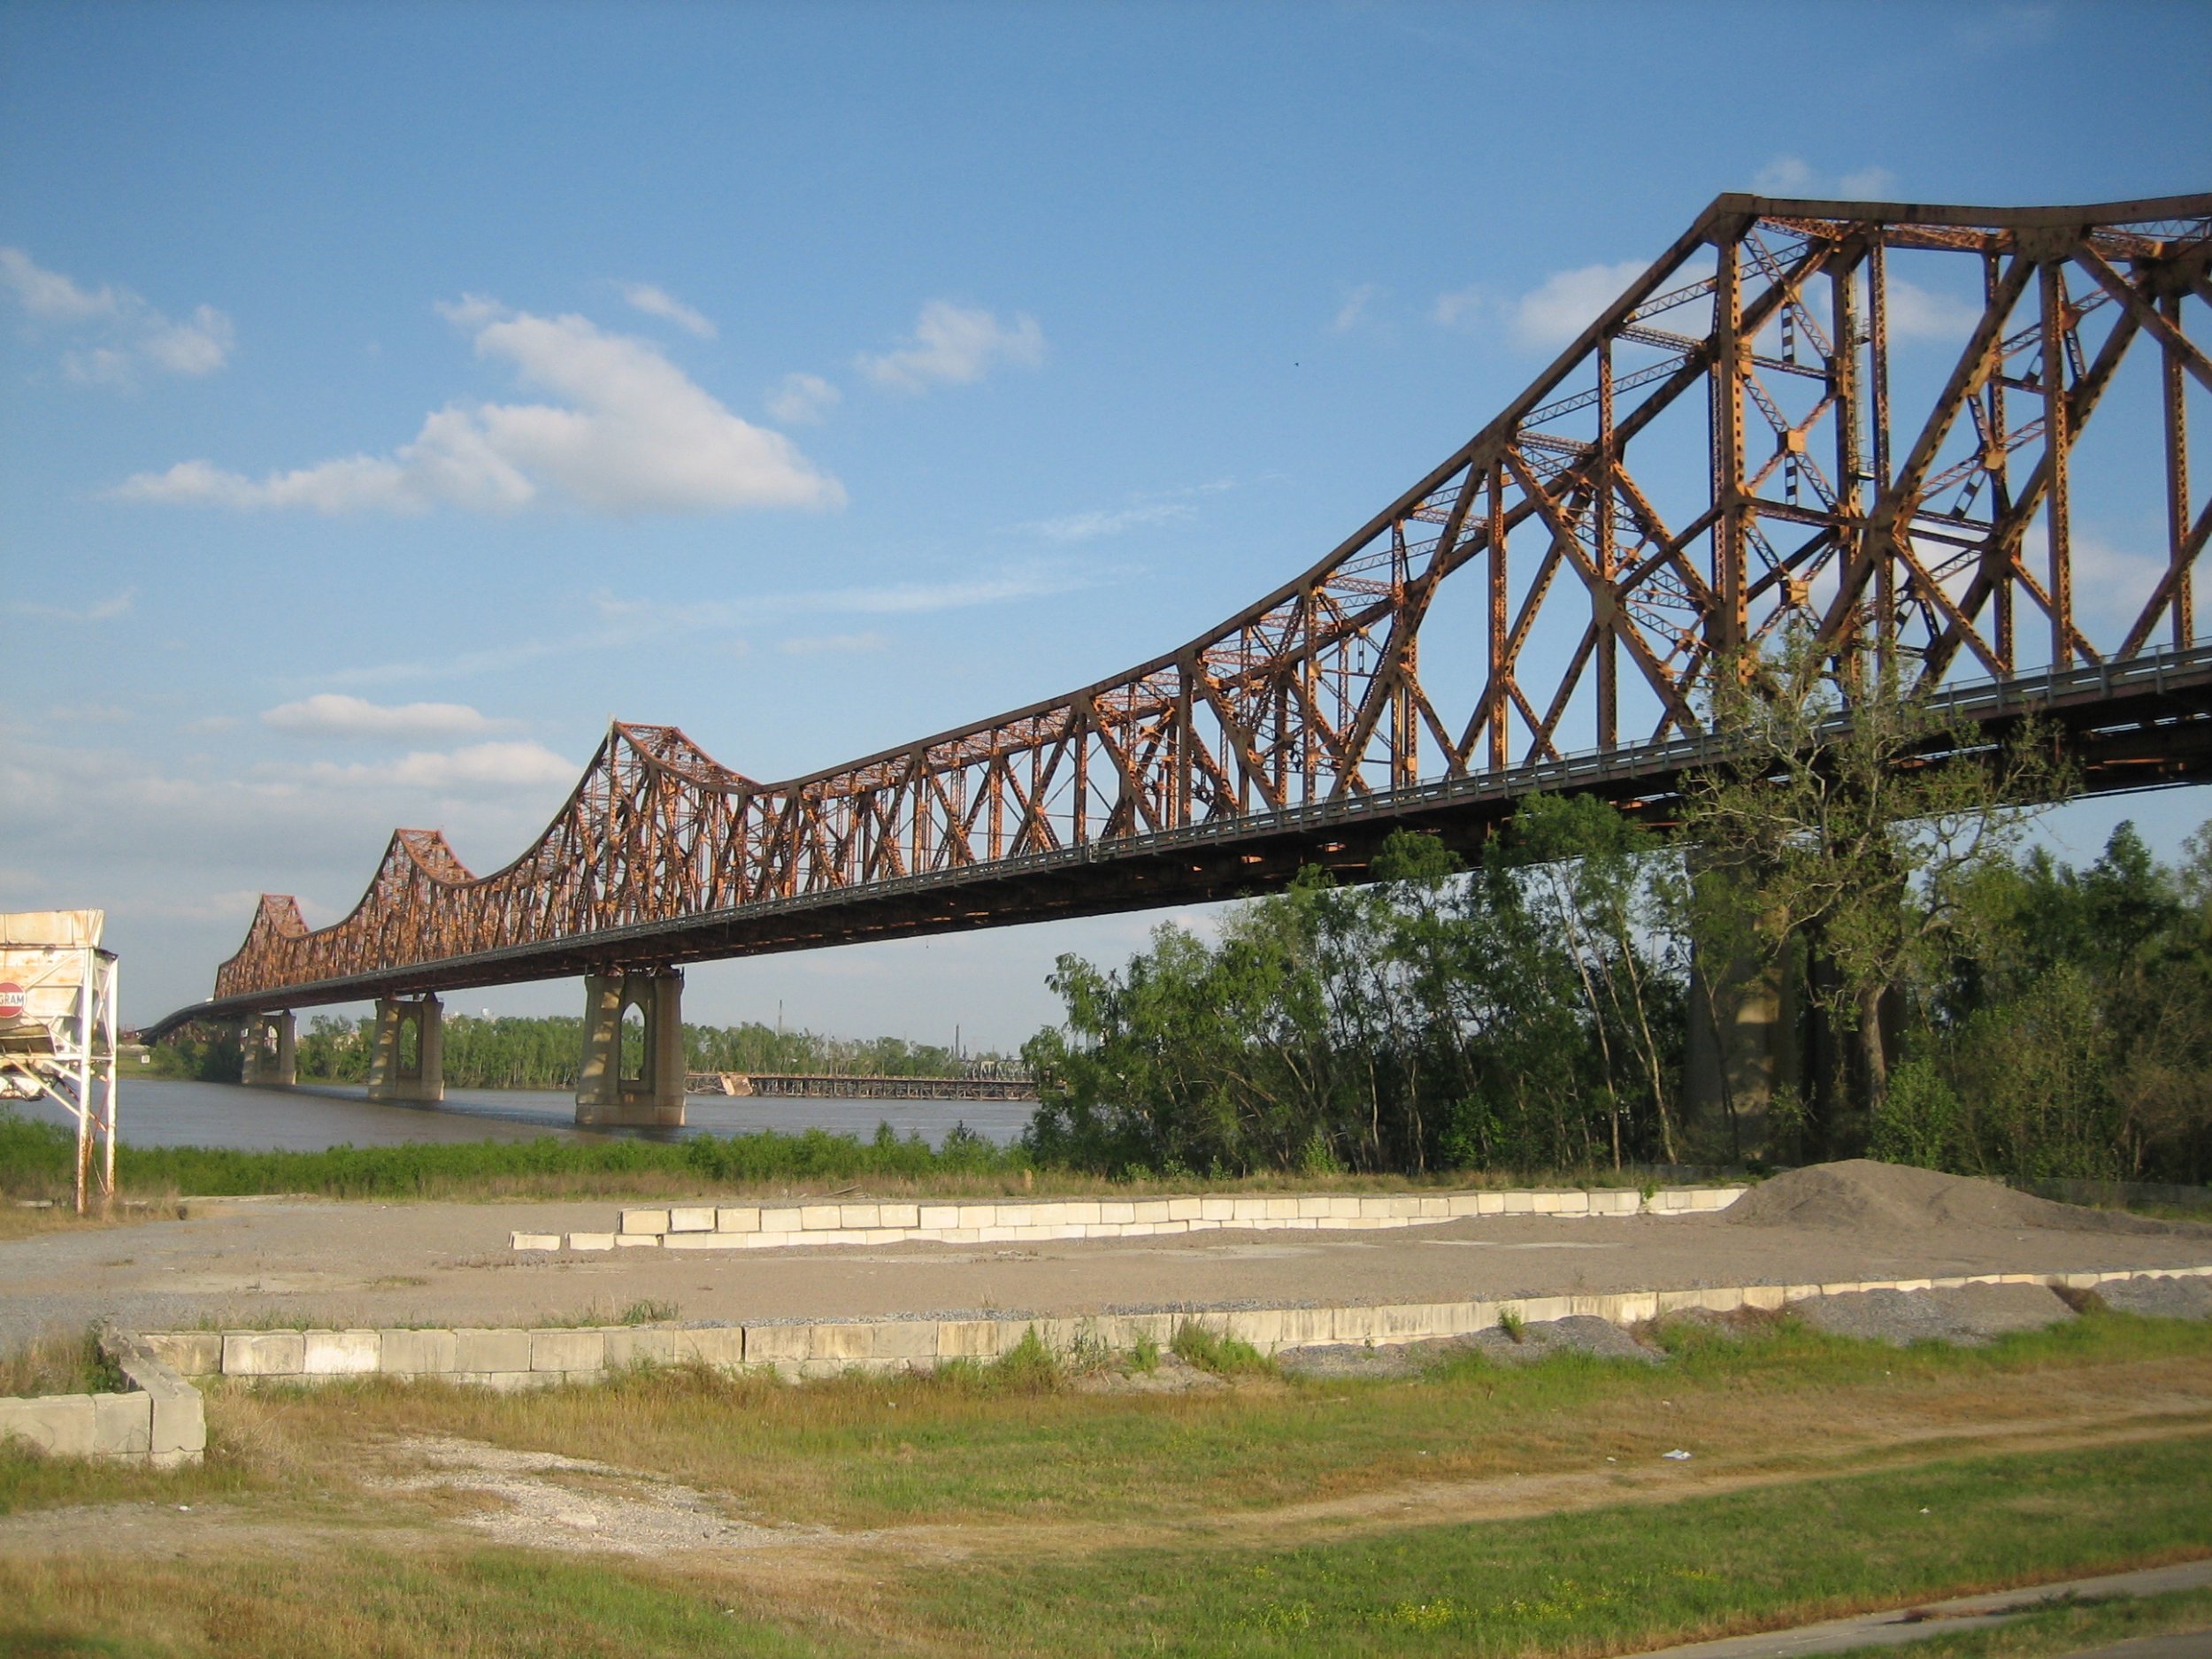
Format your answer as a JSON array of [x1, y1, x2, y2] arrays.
[[902, 1436, 2212, 1655], [136, 1308, 2212, 1536], [0, 1547, 831, 1658], [1171, 1322, 1278, 1378], [1831, 1586, 2212, 1659], [0, 1329, 122, 1398]]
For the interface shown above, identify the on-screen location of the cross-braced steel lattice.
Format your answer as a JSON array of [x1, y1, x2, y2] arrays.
[[203, 192, 2212, 1015]]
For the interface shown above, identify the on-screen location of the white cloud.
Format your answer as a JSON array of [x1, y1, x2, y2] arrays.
[[1018, 502, 1192, 541], [779, 631, 887, 656], [0, 247, 119, 321], [113, 300, 844, 516], [141, 305, 237, 375], [1839, 166, 1899, 199], [300, 741, 578, 792], [0, 247, 233, 384], [618, 281, 717, 339], [1753, 156, 1898, 202], [182, 715, 238, 734], [766, 371, 841, 425], [1886, 278, 1987, 341], [1431, 286, 1485, 329], [1507, 260, 1647, 350], [261, 694, 513, 741], [1333, 283, 1379, 333], [857, 300, 1046, 393], [9, 585, 136, 623]]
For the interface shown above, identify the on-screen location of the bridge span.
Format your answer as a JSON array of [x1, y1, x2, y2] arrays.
[[151, 191, 2212, 1124]]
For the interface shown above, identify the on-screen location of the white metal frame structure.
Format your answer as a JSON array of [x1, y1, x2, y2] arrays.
[[0, 911, 119, 1214]]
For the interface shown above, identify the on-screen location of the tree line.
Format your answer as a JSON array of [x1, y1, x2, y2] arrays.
[[155, 1016, 1002, 1090], [1021, 639, 2212, 1188]]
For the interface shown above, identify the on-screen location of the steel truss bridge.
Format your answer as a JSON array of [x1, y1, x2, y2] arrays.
[[154, 191, 2212, 1037]]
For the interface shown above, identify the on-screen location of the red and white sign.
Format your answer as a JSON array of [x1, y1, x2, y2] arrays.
[[0, 983, 25, 1020]]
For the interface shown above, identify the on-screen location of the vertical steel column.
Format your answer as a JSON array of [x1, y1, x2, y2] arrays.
[[1710, 233, 1747, 657], [1486, 460, 1509, 772], [2166, 289, 2194, 648], [1596, 334, 1618, 749], [2041, 261, 2075, 667]]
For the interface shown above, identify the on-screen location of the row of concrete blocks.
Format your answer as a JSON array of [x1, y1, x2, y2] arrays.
[[513, 1185, 1747, 1254], [0, 1333, 208, 1467], [135, 1263, 2212, 1389]]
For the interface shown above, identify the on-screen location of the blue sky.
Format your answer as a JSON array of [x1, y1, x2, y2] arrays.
[[3, 0, 2209, 1041]]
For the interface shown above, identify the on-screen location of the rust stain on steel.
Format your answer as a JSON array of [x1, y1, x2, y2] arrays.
[[202, 192, 2212, 1016]]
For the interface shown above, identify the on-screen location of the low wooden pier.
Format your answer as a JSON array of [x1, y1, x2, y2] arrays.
[[685, 1071, 1038, 1102]]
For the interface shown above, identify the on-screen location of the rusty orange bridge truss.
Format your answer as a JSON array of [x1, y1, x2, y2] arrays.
[[165, 192, 2212, 1031]]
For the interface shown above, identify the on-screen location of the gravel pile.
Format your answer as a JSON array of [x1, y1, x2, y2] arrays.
[[1793, 1283, 2076, 1347], [1724, 1159, 2201, 1237], [2093, 1275, 2212, 1320], [1278, 1315, 1662, 1377]]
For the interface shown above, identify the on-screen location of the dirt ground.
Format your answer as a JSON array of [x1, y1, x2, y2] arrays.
[[4, 1163, 2209, 1350]]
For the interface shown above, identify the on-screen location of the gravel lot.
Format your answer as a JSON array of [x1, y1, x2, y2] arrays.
[[4, 1163, 2208, 1354]]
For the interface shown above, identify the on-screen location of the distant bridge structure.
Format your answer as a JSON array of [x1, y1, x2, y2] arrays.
[[154, 192, 2212, 1125]]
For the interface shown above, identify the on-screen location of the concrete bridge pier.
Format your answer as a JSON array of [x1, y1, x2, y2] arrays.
[[239, 1011, 296, 1087], [576, 970, 686, 1128], [366, 995, 444, 1103]]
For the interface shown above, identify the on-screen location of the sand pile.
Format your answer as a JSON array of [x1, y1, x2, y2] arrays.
[[1724, 1158, 2198, 1236]]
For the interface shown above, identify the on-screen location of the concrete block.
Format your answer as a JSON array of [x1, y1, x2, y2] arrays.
[[800, 1205, 840, 1230], [934, 1319, 1002, 1358], [303, 1330, 380, 1376], [1782, 1284, 1823, 1303], [1129, 1200, 1169, 1224], [615, 1234, 659, 1248], [1167, 1197, 1202, 1221], [1519, 1296, 1574, 1325], [223, 1331, 303, 1378], [142, 1332, 220, 1376], [837, 1204, 879, 1230], [1501, 1191, 1533, 1214], [1256, 1196, 1293, 1220], [621, 1209, 671, 1236], [92, 1392, 152, 1457], [1331, 1306, 1384, 1343], [511, 1232, 560, 1251], [667, 1206, 715, 1233], [567, 1232, 615, 1251], [715, 1207, 762, 1233], [380, 1328, 458, 1374], [808, 1323, 875, 1363], [1230, 1197, 1266, 1222], [1059, 1202, 1102, 1225], [879, 1202, 920, 1229], [1477, 1192, 1505, 1214], [531, 1329, 605, 1373], [689, 1327, 748, 1369], [1199, 1197, 1233, 1222], [1741, 1285, 1787, 1311], [1356, 1195, 1391, 1218], [761, 1208, 803, 1233], [956, 1205, 997, 1229], [664, 1233, 745, 1251], [745, 1325, 812, 1364], [1224, 1309, 1286, 1348], [454, 1329, 532, 1373], [1294, 1194, 1329, 1218], [1697, 1287, 1745, 1313], [0, 1394, 96, 1458], [1272, 1307, 1337, 1348], [918, 1204, 959, 1229], [993, 1205, 1031, 1228], [1417, 1196, 1450, 1219], [1657, 1290, 1705, 1313], [869, 1321, 939, 1362]]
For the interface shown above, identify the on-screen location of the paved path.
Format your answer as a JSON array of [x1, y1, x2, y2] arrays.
[[1631, 1561, 2212, 1659], [4, 1196, 2209, 1349]]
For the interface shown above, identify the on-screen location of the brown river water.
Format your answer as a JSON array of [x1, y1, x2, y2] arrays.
[[12, 1077, 1035, 1152]]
